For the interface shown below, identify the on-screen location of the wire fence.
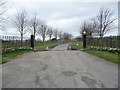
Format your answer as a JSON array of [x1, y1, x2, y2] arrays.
[[86, 36, 120, 49]]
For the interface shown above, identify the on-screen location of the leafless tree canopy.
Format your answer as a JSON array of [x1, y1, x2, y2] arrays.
[[95, 8, 116, 38], [80, 21, 94, 36], [38, 23, 48, 42], [29, 13, 41, 38], [14, 10, 29, 44], [62, 32, 72, 42], [80, 8, 116, 38], [0, 0, 8, 27], [47, 27, 53, 40], [58, 31, 63, 39], [0, 0, 6, 15], [53, 29, 58, 39]]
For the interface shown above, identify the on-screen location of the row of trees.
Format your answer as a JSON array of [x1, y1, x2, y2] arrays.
[[14, 10, 73, 43], [80, 8, 116, 39], [1, 1, 116, 44], [0, 0, 73, 43]]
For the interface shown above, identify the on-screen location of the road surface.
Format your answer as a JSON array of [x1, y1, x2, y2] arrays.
[[2, 44, 118, 88]]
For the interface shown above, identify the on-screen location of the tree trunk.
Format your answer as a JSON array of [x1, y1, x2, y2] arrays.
[[99, 36, 103, 46], [43, 37, 45, 42], [21, 33, 23, 46], [49, 36, 51, 42]]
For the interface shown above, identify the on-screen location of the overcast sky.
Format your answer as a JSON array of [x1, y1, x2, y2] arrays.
[[1, 0, 118, 39]]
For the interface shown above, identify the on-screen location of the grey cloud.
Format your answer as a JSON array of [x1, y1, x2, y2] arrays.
[[3, 1, 118, 37]]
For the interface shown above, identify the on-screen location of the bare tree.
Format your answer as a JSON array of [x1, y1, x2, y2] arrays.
[[95, 8, 116, 38], [62, 32, 71, 42], [58, 31, 63, 39], [80, 21, 94, 37], [69, 33, 73, 40], [0, 0, 8, 28], [29, 13, 41, 40], [38, 23, 48, 42], [47, 27, 53, 41], [91, 8, 117, 45], [80, 8, 116, 39], [53, 29, 58, 39], [14, 10, 29, 45]]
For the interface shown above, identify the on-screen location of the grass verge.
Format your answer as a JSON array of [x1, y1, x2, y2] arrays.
[[72, 42, 119, 63], [85, 49, 119, 63], [2, 49, 33, 64]]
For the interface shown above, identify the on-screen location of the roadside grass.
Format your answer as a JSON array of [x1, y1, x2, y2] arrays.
[[2, 49, 33, 64], [72, 42, 119, 63], [85, 49, 119, 63]]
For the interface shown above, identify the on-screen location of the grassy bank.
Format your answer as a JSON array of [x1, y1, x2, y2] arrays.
[[72, 42, 119, 63], [2, 49, 33, 64]]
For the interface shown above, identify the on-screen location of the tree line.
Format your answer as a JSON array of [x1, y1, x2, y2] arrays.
[[0, 1, 117, 44], [13, 10, 74, 43], [0, 0, 73, 43]]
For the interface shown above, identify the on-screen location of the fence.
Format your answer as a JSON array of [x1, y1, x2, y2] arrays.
[[86, 36, 120, 49], [0, 35, 32, 53]]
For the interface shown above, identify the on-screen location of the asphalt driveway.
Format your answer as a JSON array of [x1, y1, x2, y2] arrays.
[[2, 44, 118, 88]]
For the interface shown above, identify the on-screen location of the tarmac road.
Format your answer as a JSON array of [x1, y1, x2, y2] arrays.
[[2, 44, 118, 88]]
